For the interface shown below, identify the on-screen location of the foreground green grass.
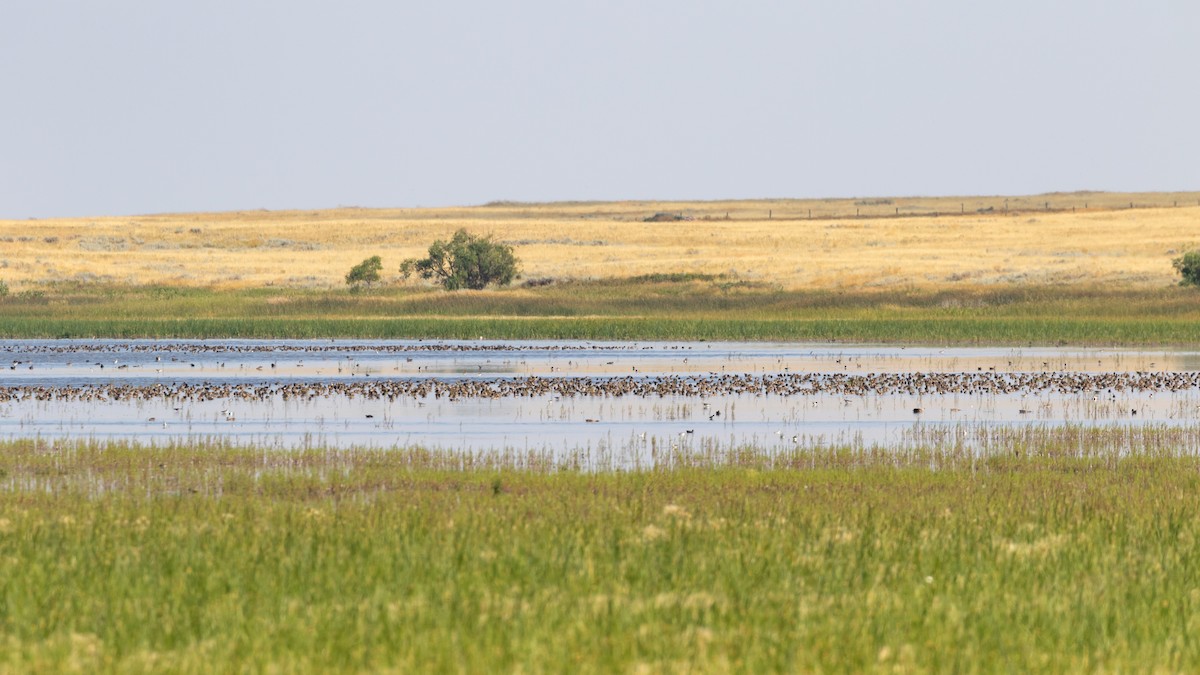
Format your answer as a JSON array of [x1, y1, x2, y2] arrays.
[[2, 279, 1200, 344], [2, 437, 1200, 671]]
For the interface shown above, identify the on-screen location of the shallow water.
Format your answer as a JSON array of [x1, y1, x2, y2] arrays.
[[3, 339, 1200, 456]]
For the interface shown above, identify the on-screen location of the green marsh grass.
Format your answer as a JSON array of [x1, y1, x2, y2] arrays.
[[2, 434, 1200, 671], [2, 281, 1200, 343]]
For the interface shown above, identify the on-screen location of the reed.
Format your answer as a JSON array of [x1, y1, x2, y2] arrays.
[[1, 437, 1200, 671]]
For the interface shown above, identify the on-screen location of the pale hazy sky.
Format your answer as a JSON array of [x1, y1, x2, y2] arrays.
[[2, 1, 1197, 218]]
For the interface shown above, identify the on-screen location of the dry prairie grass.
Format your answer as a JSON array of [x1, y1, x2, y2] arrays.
[[1, 191, 1197, 291]]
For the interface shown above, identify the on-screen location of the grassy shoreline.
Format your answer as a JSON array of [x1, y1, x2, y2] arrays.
[[6, 316, 1200, 344], [2, 280, 1199, 344], [1, 438, 1199, 671]]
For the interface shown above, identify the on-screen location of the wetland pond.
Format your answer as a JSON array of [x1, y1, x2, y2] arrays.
[[4, 339, 1200, 463]]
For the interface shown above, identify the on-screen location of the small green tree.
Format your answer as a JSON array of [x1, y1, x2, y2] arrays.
[[1173, 250, 1200, 286], [400, 229, 518, 290], [346, 256, 383, 287]]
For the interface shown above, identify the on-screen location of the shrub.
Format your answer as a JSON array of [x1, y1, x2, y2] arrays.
[[400, 229, 518, 290], [0, 280, 7, 297], [345, 256, 383, 287], [15, 289, 47, 304], [1173, 250, 1200, 286], [643, 212, 684, 222]]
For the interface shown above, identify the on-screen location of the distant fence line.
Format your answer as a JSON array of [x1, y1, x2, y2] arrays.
[[637, 198, 1200, 223]]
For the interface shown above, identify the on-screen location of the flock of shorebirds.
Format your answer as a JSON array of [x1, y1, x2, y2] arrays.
[[0, 341, 1195, 451], [2, 345, 1198, 446], [0, 370, 1197, 404]]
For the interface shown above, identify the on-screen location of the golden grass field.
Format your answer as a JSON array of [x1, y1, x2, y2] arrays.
[[2, 191, 1198, 291]]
